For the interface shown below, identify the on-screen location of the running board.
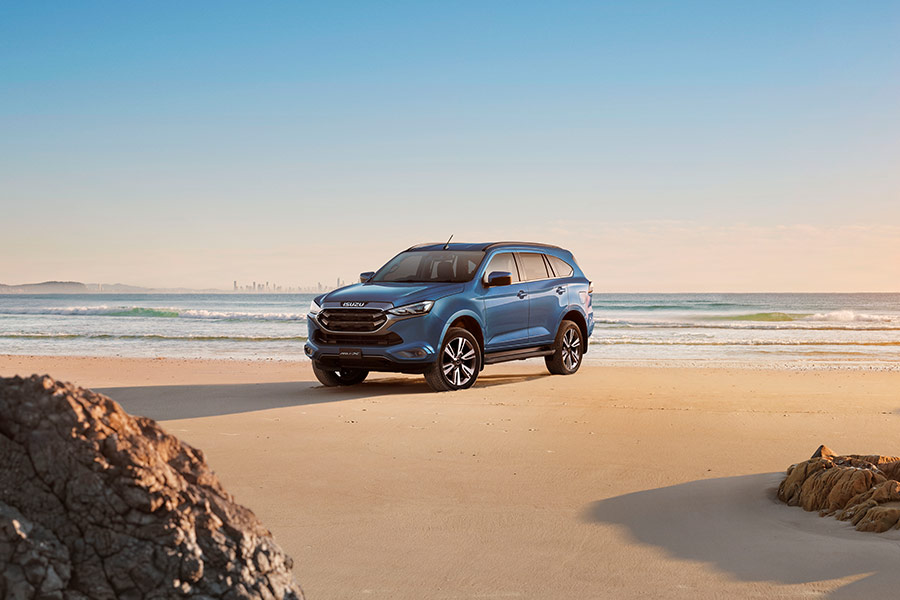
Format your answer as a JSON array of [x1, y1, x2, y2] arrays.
[[483, 346, 554, 365]]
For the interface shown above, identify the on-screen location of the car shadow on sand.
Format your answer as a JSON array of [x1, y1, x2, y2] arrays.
[[584, 473, 900, 598], [97, 371, 549, 421]]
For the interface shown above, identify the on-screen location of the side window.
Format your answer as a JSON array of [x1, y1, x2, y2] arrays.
[[547, 255, 574, 278], [483, 252, 520, 283], [517, 252, 549, 281]]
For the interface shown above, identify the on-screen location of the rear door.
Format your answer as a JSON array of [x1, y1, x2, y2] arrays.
[[517, 252, 566, 344], [546, 254, 575, 307], [480, 252, 530, 350]]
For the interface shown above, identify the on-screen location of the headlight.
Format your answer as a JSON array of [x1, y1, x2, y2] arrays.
[[309, 298, 322, 315], [387, 300, 434, 316]]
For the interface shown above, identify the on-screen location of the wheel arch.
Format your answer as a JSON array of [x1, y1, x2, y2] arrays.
[[444, 312, 485, 356], [560, 308, 589, 352]]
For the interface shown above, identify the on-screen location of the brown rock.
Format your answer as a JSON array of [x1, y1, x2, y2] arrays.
[[0, 375, 304, 599], [811, 444, 835, 459], [778, 445, 900, 534]]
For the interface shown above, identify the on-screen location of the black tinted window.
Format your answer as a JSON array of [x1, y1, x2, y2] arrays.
[[371, 250, 484, 283], [518, 252, 549, 281], [483, 252, 520, 283], [547, 255, 574, 278]]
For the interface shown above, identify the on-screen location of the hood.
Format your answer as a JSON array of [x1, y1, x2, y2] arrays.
[[321, 282, 463, 307]]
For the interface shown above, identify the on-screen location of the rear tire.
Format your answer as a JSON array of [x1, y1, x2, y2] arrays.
[[312, 362, 369, 386], [424, 327, 481, 392], [545, 320, 583, 375]]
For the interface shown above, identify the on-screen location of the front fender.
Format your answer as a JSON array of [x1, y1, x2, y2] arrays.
[[437, 308, 486, 351]]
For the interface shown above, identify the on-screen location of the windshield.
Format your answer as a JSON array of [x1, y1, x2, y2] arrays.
[[371, 250, 485, 283]]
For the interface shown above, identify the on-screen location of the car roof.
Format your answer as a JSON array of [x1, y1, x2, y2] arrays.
[[406, 241, 564, 252]]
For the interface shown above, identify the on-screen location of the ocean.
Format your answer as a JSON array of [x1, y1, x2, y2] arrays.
[[0, 293, 898, 369]]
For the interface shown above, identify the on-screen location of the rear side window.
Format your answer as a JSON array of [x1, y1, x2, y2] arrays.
[[483, 252, 520, 282], [547, 255, 574, 278], [517, 252, 549, 281]]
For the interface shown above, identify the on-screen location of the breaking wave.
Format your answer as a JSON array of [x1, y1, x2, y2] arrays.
[[589, 337, 900, 347], [808, 310, 895, 322], [0, 306, 307, 321], [0, 333, 308, 342], [595, 318, 900, 331], [594, 302, 748, 311]]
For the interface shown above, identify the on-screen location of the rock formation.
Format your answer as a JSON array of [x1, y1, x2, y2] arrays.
[[778, 444, 900, 533], [0, 374, 304, 599]]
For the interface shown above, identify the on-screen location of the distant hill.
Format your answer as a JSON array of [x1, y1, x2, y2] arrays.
[[0, 281, 89, 293], [87, 283, 153, 293]]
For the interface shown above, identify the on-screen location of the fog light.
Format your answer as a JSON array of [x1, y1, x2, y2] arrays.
[[304, 345, 313, 356], [399, 349, 428, 359]]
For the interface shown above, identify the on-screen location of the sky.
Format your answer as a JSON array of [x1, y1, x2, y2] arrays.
[[1, 1, 898, 291]]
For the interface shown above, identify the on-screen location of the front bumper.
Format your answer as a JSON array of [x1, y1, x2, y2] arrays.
[[305, 310, 445, 373]]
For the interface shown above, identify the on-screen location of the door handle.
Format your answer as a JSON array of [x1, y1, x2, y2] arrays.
[[517, 290, 528, 299], [556, 286, 565, 295]]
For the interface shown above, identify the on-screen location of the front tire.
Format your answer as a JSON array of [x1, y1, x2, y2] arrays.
[[545, 320, 584, 375], [424, 327, 481, 392], [312, 362, 369, 386]]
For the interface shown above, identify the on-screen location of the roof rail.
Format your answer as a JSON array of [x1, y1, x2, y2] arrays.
[[481, 241, 563, 251], [404, 241, 564, 252]]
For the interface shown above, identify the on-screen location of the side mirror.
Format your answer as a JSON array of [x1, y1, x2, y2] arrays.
[[360, 271, 375, 283], [485, 271, 512, 287]]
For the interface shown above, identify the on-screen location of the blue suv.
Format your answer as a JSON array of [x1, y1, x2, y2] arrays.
[[304, 242, 593, 392]]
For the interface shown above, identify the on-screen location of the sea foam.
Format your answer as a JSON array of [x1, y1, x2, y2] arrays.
[[0, 306, 308, 321], [807, 310, 894, 323]]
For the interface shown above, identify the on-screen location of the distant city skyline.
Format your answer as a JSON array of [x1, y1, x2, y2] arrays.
[[2, 3, 898, 291], [231, 278, 348, 293]]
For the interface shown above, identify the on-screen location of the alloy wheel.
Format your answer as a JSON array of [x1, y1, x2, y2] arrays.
[[442, 336, 477, 387], [562, 328, 581, 371]]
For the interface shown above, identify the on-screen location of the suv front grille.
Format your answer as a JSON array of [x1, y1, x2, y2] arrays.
[[318, 308, 387, 332], [314, 331, 403, 347]]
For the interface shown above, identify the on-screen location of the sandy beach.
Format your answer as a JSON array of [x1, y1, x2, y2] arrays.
[[3, 354, 900, 599]]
